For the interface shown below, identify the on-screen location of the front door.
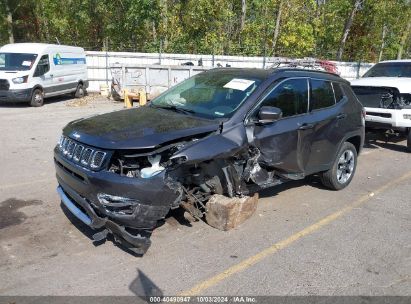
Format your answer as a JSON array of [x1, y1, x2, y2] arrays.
[[33, 54, 53, 94], [250, 78, 314, 176]]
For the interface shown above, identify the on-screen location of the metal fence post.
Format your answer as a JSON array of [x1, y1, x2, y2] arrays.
[[356, 60, 361, 79], [262, 43, 267, 69], [159, 40, 163, 65], [105, 38, 109, 87]]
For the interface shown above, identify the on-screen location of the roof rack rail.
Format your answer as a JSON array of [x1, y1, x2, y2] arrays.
[[269, 57, 339, 75]]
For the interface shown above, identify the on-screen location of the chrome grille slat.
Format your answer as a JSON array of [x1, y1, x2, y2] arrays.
[[80, 148, 93, 165], [58, 136, 107, 170], [73, 145, 84, 162], [90, 151, 106, 169], [67, 141, 77, 158], [62, 138, 70, 154]]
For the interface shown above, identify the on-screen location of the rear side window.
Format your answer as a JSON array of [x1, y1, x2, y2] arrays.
[[341, 83, 360, 103], [310, 79, 335, 111], [260, 78, 308, 118], [332, 82, 346, 103]]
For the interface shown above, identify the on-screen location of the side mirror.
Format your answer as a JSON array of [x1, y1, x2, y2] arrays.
[[258, 106, 282, 123]]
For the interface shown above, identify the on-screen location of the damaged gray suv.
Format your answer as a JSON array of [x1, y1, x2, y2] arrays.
[[54, 68, 365, 254]]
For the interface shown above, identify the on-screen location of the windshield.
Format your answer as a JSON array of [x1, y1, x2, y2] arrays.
[[151, 70, 262, 119], [363, 62, 411, 78], [0, 52, 38, 71]]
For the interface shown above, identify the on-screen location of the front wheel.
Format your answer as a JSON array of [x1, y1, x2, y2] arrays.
[[407, 129, 411, 152], [29, 88, 44, 107], [320, 142, 357, 190]]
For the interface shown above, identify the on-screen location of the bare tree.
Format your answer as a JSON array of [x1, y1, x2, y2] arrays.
[[4, 0, 14, 43], [272, 0, 283, 56], [397, 21, 411, 59], [378, 25, 387, 62], [240, 0, 246, 31], [336, 0, 363, 61]]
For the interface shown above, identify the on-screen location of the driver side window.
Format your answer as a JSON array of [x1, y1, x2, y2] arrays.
[[34, 54, 50, 77], [260, 78, 308, 118]]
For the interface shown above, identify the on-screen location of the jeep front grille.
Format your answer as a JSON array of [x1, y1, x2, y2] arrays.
[[58, 136, 107, 170]]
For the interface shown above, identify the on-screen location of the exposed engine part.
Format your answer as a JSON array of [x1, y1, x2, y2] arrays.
[[221, 166, 234, 197], [241, 147, 280, 188], [181, 185, 209, 219], [352, 86, 411, 110], [108, 144, 181, 178], [140, 155, 165, 178]]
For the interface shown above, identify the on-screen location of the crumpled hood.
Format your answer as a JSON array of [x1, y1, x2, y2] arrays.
[[63, 106, 221, 150], [350, 77, 411, 94]]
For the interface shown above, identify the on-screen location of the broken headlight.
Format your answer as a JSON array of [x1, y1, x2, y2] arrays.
[[97, 193, 141, 215]]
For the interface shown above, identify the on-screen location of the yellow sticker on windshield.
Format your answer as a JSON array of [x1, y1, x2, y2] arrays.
[[223, 78, 255, 91]]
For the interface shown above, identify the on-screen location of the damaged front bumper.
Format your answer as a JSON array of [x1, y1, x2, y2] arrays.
[[54, 150, 181, 254]]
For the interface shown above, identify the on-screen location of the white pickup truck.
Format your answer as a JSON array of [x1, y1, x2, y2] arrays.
[[350, 60, 411, 151]]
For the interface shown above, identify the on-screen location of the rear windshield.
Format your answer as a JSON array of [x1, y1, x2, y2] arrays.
[[0, 52, 38, 71], [363, 62, 411, 78]]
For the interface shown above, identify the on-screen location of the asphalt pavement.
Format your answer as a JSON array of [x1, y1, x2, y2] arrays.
[[0, 96, 410, 297]]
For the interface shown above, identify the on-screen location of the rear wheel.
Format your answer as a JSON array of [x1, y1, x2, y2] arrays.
[[320, 142, 357, 190], [407, 129, 411, 152], [29, 88, 44, 107], [73, 83, 85, 98]]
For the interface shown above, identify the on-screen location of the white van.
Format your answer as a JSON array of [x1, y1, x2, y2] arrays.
[[0, 43, 88, 106]]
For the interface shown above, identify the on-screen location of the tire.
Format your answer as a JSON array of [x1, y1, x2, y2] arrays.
[[407, 129, 411, 152], [73, 83, 85, 98], [320, 142, 357, 190], [29, 88, 44, 107]]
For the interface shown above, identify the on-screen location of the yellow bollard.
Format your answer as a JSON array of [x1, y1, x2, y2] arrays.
[[124, 89, 133, 108], [138, 89, 147, 106]]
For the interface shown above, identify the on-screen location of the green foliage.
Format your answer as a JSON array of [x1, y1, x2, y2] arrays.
[[0, 0, 410, 61]]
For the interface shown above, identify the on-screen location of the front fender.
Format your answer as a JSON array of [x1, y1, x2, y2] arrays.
[[171, 123, 248, 164]]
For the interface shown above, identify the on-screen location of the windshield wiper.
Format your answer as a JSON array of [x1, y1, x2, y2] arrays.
[[152, 104, 196, 115]]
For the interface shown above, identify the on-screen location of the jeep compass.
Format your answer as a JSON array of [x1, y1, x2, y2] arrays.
[[54, 68, 365, 254]]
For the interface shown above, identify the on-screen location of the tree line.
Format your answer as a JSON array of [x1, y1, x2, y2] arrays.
[[1, 0, 410, 62]]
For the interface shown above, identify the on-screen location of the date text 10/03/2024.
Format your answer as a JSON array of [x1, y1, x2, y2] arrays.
[[149, 296, 257, 303]]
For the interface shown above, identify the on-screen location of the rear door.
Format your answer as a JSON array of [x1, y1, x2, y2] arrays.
[[304, 79, 347, 173], [251, 78, 314, 176]]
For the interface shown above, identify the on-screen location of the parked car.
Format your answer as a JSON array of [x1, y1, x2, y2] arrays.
[[54, 68, 365, 254], [350, 60, 411, 151], [0, 43, 88, 106]]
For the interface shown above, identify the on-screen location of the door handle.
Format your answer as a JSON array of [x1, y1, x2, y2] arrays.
[[298, 123, 314, 130], [336, 113, 347, 120]]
